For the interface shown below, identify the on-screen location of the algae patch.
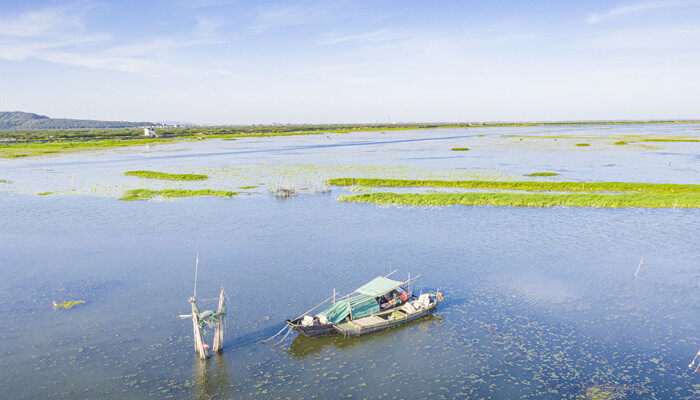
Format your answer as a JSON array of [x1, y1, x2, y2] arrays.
[[451, 147, 470, 151]]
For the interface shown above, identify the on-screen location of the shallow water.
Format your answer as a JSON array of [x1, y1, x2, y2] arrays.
[[0, 124, 699, 399]]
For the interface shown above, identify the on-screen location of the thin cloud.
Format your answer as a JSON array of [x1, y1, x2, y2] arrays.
[[587, 0, 700, 23], [0, 5, 232, 77], [251, 0, 343, 32]]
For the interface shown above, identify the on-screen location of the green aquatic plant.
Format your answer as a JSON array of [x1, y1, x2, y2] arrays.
[[338, 191, 699, 208], [525, 172, 560, 177], [451, 147, 470, 151], [52, 300, 85, 309], [118, 188, 238, 201], [326, 178, 699, 194], [124, 170, 208, 181], [37, 191, 54, 196], [575, 143, 590, 147], [239, 185, 258, 189], [613, 141, 628, 145]]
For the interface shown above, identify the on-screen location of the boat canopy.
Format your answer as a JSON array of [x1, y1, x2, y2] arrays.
[[356, 276, 403, 297], [316, 276, 403, 324]]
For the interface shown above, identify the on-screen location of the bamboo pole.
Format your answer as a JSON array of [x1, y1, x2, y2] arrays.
[[190, 297, 210, 359], [212, 287, 225, 352]]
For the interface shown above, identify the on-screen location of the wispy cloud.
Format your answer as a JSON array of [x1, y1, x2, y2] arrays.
[[0, 4, 232, 77], [587, 0, 700, 23], [251, 0, 343, 32]]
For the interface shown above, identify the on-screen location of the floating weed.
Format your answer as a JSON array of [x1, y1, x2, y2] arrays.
[[575, 143, 590, 147], [613, 141, 628, 145], [118, 188, 238, 201], [239, 185, 258, 189], [37, 191, 54, 196], [124, 170, 208, 181], [52, 300, 85, 310], [525, 172, 560, 177], [451, 147, 470, 151]]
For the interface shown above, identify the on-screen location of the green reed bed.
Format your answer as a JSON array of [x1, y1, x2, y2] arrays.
[[326, 178, 699, 194], [339, 192, 699, 208], [124, 170, 208, 181], [118, 188, 238, 201]]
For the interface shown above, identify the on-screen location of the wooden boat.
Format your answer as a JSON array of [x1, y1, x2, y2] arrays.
[[334, 292, 442, 337], [285, 275, 419, 338]]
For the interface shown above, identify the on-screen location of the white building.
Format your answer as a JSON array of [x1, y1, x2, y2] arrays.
[[143, 127, 156, 136]]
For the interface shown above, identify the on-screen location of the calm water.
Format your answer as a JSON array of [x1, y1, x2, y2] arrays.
[[0, 125, 698, 399]]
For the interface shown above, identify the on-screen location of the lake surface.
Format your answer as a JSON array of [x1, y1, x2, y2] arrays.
[[1, 124, 698, 399]]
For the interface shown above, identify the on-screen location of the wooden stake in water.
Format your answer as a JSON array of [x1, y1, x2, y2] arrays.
[[190, 297, 210, 359], [194, 252, 199, 298], [212, 287, 225, 353], [634, 257, 644, 279]]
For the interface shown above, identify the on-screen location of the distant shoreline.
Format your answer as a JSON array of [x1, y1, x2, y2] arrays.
[[1, 120, 698, 159], [2, 119, 699, 142]]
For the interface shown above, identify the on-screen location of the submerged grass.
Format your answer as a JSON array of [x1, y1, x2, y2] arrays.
[[525, 172, 560, 177], [326, 178, 699, 194], [339, 192, 699, 208], [124, 170, 208, 181], [118, 188, 238, 201]]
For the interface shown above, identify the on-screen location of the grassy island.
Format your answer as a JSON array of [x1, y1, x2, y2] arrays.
[[326, 178, 699, 194], [339, 192, 699, 208]]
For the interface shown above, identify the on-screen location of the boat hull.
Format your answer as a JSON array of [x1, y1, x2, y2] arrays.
[[333, 300, 439, 337], [286, 319, 336, 338]]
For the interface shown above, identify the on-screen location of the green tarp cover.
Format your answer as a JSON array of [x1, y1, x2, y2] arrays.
[[319, 300, 351, 324], [349, 294, 380, 319], [356, 276, 402, 297], [317, 294, 380, 323]]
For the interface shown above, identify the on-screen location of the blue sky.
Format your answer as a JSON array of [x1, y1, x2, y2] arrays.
[[0, 0, 699, 124]]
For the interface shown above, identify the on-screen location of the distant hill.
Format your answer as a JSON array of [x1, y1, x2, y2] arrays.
[[0, 111, 155, 130]]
